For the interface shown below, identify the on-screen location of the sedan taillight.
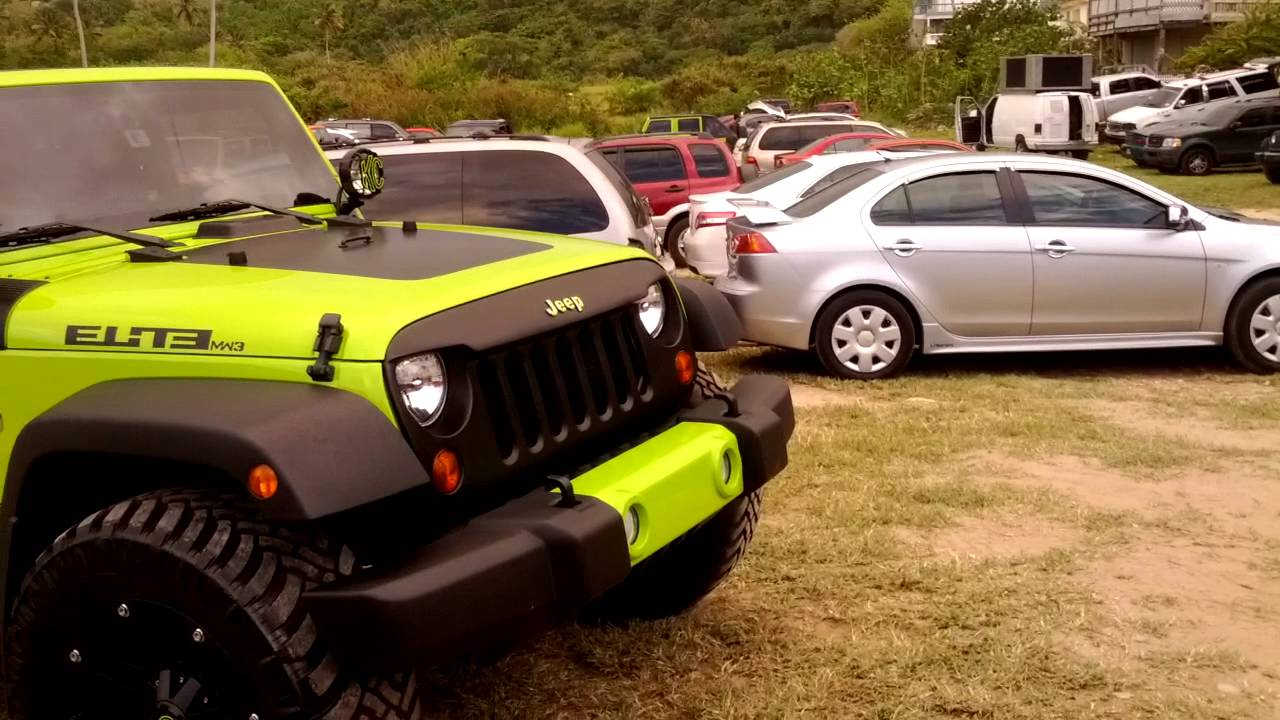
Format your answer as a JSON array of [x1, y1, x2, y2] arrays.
[[695, 211, 737, 229], [730, 232, 777, 255]]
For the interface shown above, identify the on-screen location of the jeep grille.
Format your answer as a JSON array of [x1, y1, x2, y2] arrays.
[[475, 306, 652, 463]]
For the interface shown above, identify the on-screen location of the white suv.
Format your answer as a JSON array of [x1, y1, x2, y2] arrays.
[[743, 121, 903, 174], [1104, 66, 1280, 142], [326, 138, 660, 257]]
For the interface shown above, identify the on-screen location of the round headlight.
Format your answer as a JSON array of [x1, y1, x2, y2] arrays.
[[636, 282, 665, 337], [394, 352, 447, 426]]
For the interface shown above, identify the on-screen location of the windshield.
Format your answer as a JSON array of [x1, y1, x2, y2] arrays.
[[785, 166, 884, 218], [1144, 87, 1181, 108], [2, 80, 336, 232]]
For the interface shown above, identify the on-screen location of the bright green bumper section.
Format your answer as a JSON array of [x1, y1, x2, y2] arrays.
[[571, 422, 744, 564]]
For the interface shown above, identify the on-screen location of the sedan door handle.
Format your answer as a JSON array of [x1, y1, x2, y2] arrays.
[[1034, 240, 1077, 258], [665, 185, 684, 193], [882, 239, 922, 257]]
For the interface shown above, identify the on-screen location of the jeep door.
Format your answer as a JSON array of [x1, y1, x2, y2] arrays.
[[863, 164, 1034, 337], [1010, 163, 1206, 335]]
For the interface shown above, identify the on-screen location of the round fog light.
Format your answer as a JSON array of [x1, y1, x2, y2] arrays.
[[623, 506, 641, 545], [721, 451, 734, 486]]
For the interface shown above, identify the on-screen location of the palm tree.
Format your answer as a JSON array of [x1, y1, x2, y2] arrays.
[[32, 0, 87, 67], [314, 3, 345, 63], [175, 0, 197, 26]]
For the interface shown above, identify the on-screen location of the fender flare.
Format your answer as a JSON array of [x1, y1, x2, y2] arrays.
[[675, 278, 742, 351], [2, 379, 428, 525]]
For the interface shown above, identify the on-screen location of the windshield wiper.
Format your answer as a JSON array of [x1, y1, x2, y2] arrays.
[[0, 221, 177, 250], [149, 199, 328, 224]]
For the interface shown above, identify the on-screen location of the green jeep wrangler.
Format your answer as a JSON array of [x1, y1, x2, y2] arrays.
[[0, 68, 794, 718]]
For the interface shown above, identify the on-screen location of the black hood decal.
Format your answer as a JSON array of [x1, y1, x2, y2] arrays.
[[182, 225, 550, 280]]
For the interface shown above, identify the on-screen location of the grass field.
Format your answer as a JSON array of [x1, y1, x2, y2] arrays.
[[420, 147, 1280, 718]]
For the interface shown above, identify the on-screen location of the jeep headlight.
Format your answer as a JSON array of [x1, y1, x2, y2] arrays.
[[1162, 137, 1182, 148], [636, 283, 665, 337], [394, 352, 446, 425]]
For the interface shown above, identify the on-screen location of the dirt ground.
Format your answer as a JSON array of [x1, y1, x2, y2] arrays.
[[793, 367, 1280, 715]]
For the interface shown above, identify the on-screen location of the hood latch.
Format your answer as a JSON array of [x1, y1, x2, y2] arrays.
[[307, 313, 344, 382]]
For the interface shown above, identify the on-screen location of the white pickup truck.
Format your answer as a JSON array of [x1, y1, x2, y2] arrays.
[[1091, 72, 1164, 123]]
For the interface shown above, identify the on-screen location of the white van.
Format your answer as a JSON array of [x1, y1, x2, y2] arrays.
[[956, 92, 1099, 158], [1103, 65, 1280, 142]]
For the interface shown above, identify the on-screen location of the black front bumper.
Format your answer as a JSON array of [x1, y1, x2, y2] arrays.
[[304, 375, 793, 673]]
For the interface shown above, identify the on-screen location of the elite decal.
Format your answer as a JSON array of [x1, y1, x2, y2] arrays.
[[65, 325, 245, 353]]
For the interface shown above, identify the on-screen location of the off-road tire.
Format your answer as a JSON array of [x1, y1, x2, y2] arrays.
[[1070, 150, 1091, 161], [814, 289, 916, 380], [584, 369, 762, 622], [6, 490, 421, 720], [1179, 147, 1214, 176], [1226, 277, 1280, 374], [1265, 166, 1280, 184], [1014, 136, 1029, 153], [666, 215, 691, 269]]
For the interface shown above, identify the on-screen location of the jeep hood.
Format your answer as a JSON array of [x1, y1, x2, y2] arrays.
[[3, 221, 657, 361]]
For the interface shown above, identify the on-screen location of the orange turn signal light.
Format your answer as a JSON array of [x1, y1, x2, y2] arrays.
[[675, 350, 696, 385], [432, 449, 462, 495], [248, 464, 279, 500]]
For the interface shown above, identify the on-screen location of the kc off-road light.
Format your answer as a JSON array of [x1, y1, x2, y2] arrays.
[[636, 283, 665, 337], [394, 352, 447, 425]]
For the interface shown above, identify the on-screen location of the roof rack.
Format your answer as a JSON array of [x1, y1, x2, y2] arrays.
[[417, 133, 549, 142]]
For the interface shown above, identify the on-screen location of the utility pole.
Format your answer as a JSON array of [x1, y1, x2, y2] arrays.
[[209, 0, 217, 67], [71, 0, 87, 67]]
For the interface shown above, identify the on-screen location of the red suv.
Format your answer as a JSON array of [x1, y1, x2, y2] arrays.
[[588, 133, 741, 268]]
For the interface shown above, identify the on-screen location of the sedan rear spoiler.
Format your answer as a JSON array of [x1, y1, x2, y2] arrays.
[[728, 199, 792, 227]]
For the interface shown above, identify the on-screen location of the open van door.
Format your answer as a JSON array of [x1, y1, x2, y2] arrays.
[[955, 96, 984, 148]]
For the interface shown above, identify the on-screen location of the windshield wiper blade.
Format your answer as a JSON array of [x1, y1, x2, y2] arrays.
[[149, 199, 328, 225], [149, 198, 370, 228], [0, 221, 176, 250]]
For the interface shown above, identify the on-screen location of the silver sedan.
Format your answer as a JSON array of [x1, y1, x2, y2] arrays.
[[716, 153, 1280, 378]]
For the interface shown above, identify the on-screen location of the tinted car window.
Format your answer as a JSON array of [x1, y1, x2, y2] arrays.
[[869, 186, 911, 224], [1181, 86, 1205, 105], [356, 152, 463, 224], [1236, 107, 1276, 128], [690, 143, 731, 177], [1206, 81, 1237, 101], [786, 166, 884, 218], [345, 122, 373, 139], [370, 123, 398, 139], [907, 172, 1006, 224], [677, 117, 701, 133], [586, 150, 649, 228], [621, 146, 686, 182], [1134, 76, 1162, 91], [736, 160, 811, 192], [598, 147, 623, 170], [801, 162, 880, 199], [1090, 81, 1101, 97], [1020, 171, 1164, 227], [1239, 72, 1280, 95], [705, 117, 730, 137], [1109, 78, 1134, 94], [644, 119, 673, 133], [758, 124, 854, 151], [462, 151, 608, 234]]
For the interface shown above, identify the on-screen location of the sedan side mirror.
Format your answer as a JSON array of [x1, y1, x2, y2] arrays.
[[1167, 205, 1190, 230]]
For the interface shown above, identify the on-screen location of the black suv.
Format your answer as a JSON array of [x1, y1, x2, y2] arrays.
[[1126, 97, 1280, 175], [1257, 129, 1280, 183]]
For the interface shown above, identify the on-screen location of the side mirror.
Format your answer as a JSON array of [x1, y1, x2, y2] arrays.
[[1229, 121, 1243, 130], [1167, 205, 1190, 230], [1175, 99, 1187, 108], [337, 148, 385, 200]]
